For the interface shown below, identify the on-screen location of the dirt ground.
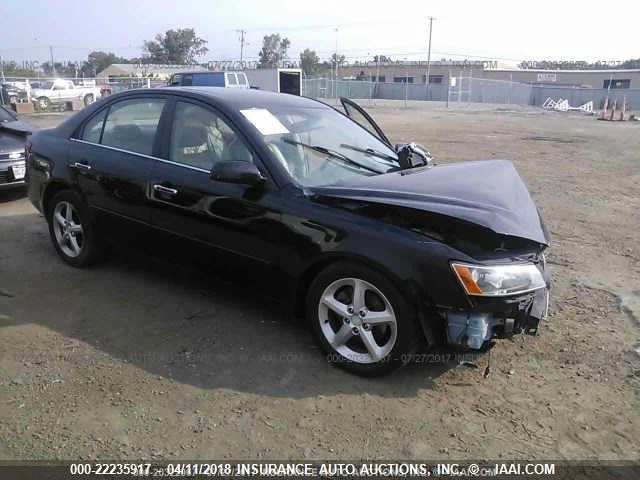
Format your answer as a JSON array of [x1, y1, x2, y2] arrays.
[[1, 102, 638, 461]]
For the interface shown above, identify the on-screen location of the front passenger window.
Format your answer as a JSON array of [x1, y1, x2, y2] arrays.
[[169, 102, 253, 171]]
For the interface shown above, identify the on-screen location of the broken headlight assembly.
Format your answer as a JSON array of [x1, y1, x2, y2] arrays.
[[451, 262, 546, 296]]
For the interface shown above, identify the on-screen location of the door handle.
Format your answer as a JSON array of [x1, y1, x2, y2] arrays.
[[153, 184, 179, 196], [72, 161, 92, 171]]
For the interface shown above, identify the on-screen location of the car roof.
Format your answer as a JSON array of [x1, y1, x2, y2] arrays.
[[158, 86, 330, 110], [49, 86, 333, 142]]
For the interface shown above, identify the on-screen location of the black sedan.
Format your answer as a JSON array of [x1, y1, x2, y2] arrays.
[[1, 105, 33, 190], [26, 87, 550, 376]]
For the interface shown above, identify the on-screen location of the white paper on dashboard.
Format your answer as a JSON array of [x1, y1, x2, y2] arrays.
[[240, 108, 289, 135]]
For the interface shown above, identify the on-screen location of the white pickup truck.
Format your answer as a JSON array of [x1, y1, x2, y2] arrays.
[[30, 79, 102, 109]]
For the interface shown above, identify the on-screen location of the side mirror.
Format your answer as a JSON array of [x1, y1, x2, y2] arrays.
[[210, 161, 265, 185], [394, 142, 434, 169]]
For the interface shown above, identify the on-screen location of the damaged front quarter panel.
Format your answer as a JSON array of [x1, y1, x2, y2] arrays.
[[308, 160, 551, 350], [312, 197, 545, 259]]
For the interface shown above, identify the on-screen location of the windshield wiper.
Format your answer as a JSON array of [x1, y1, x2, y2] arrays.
[[283, 139, 383, 174], [339, 143, 398, 163]]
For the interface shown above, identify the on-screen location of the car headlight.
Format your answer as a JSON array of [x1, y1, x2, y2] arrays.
[[451, 262, 546, 296]]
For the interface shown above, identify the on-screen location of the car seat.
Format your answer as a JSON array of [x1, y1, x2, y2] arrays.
[[173, 125, 218, 170]]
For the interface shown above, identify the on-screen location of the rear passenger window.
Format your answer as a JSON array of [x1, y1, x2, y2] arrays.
[[226, 73, 237, 86], [101, 99, 166, 155], [81, 108, 108, 143], [237, 74, 247, 86]]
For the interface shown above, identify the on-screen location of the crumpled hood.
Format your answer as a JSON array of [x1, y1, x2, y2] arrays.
[[310, 160, 549, 246]]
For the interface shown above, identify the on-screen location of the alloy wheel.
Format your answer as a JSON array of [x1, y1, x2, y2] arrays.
[[38, 97, 50, 110], [52, 201, 84, 258], [318, 277, 397, 364]]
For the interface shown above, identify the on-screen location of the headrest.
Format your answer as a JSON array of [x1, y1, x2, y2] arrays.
[[176, 125, 208, 148], [227, 141, 253, 162], [112, 124, 141, 141]]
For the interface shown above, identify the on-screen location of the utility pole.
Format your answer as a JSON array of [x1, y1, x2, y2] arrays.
[[49, 45, 56, 76], [425, 17, 434, 100], [236, 29, 246, 69], [334, 27, 339, 98]]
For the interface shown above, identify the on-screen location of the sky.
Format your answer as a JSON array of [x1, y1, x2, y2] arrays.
[[1, 0, 638, 66]]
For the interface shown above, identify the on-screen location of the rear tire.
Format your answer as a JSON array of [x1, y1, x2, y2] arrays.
[[306, 262, 420, 376], [83, 94, 95, 106], [46, 190, 104, 268], [37, 96, 50, 110]]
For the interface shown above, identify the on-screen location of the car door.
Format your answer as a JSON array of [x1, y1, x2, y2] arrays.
[[51, 83, 65, 102], [340, 97, 392, 147], [69, 96, 168, 225], [148, 98, 284, 268], [60, 82, 74, 101]]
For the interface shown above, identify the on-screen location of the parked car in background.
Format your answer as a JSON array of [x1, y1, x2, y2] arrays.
[[26, 88, 550, 376], [0, 105, 34, 190], [168, 71, 250, 89], [30, 79, 101, 109], [1, 81, 30, 104]]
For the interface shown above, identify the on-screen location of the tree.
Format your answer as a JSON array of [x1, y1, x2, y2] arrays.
[[620, 58, 640, 69], [144, 28, 208, 64], [82, 51, 126, 76], [42, 61, 78, 77], [258, 34, 290, 68], [331, 53, 346, 68], [299, 48, 319, 76], [0, 61, 38, 77], [373, 55, 391, 63]]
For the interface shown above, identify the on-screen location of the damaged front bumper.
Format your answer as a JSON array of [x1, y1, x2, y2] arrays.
[[444, 256, 550, 350]]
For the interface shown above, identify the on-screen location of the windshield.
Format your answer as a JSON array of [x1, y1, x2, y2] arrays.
[[240, 105, 398, 187]]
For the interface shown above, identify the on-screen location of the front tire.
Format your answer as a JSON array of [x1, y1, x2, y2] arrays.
[[47, 190, 103, 267], [83, 94, 95, 106], [306, 262, 420, 376]]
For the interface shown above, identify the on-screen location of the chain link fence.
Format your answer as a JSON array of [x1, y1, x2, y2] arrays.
[[447, 76, 640, 110], [303, 76, 640, 111], [302, 78, 447, 102], [447, 77, 533, 105], [3, 74, 639, 112]]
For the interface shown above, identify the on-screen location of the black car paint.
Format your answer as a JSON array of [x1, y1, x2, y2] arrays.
[[26, 87, 549, 342], [311, 159, 549, 246]]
